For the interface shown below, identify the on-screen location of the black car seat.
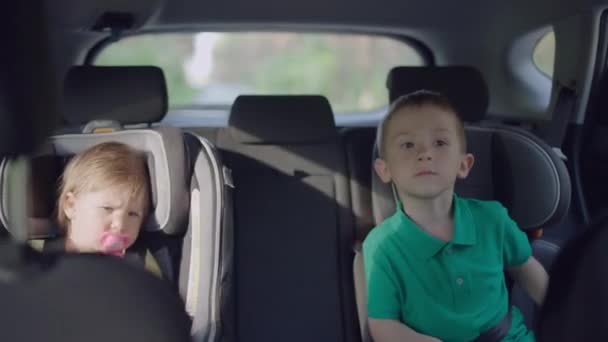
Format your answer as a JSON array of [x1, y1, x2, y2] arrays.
[[216, 95, 360, 342], [0, 238, 193, 342]]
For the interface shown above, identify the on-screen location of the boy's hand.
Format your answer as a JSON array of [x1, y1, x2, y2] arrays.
[[368, 318, 442, 342], [507, 256, 549, 305]]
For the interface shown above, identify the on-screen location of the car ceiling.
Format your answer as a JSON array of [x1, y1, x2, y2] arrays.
[[48, 0, 608, 122]]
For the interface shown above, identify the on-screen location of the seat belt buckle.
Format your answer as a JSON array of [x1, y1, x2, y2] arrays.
[[223, 166, 235, 189], [552, 147, 568, 161]]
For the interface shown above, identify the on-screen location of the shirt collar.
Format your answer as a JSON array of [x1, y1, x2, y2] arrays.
[[394, 194, 477, 260], [451, 194, 477, 246]]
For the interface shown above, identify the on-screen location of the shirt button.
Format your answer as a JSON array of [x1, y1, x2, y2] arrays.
[[456, 277, 464, 286]]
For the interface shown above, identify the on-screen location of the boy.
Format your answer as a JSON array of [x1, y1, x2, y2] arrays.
[[364, 90, 548, 342]]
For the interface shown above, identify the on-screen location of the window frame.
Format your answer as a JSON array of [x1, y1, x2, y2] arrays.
[[87, 29, 434, 116]]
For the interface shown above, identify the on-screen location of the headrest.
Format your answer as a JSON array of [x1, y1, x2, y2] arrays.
[[371, 125, 571, 233], [387, 66, 489, 122], [0, 126, 190, 239], [228, 95, 338, 144], [64, 66, 168, 125]]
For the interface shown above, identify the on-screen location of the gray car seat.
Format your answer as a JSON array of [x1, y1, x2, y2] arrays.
[[0, 66, 234, 342], [0, 5, 190, 340]]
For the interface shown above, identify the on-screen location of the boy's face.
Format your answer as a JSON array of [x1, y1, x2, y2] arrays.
[[374, 105, 474, 200], [63, 185, 146, 256]]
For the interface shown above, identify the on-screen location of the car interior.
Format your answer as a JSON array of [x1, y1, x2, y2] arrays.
[[2, 0, 608, 341]]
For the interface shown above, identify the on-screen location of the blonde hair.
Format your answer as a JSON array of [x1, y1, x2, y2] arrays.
[[377, 90, 466, 158], [57, 142, 150, 230]]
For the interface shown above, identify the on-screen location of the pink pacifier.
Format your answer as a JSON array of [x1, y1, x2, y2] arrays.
[[99, 232, 130, 257]]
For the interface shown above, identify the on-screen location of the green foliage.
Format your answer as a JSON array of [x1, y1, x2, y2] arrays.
[[533, 32, 555, 78], [96, 33, 425, 113], [96, 34, 198, 106]]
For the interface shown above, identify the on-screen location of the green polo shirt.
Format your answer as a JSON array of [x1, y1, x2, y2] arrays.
[[363, 195, 534, 342]]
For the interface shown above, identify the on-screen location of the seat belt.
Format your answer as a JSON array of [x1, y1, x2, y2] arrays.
[[137, 241, 172, 280], [473, 306, 513, 342], [30, 238, 164, 278], [536, 85, 577, 152], [144, 249, 163, 278]]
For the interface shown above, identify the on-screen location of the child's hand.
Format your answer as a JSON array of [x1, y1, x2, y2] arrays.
[[369, 318, 442, 342], [507, 256, 549, 305]]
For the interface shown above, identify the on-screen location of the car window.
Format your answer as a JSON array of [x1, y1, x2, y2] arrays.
[[95, 32, 426, 114], [533, 31, 555, 78]]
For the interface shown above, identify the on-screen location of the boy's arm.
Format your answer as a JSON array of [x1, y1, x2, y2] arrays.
[[499, 204, 548, 306], [364, 244, 440, 342], [507, 256, 549, 306], [369, 319, 441, 342]]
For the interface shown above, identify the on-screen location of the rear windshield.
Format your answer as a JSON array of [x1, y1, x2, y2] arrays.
[[96, 32, 426, 114]]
